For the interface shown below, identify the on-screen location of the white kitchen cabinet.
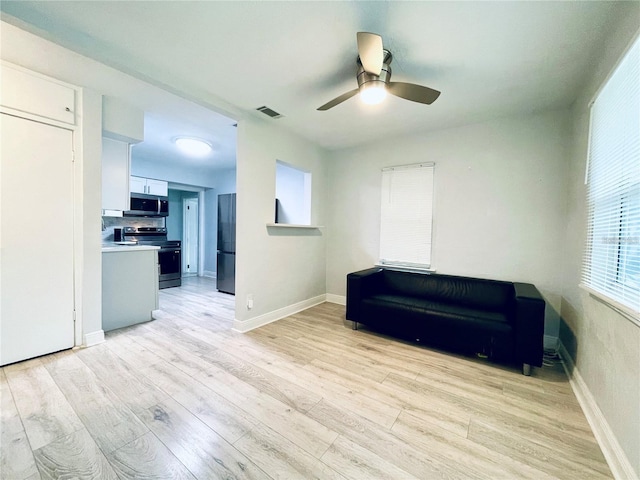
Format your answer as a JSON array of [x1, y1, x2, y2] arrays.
[[130, 176, 168, 196], [130, 175, 147, 194], [102, 137, 130, 212], [102, 246, 159, 331], [146, 178, 168, 196], [1, 62, 76, 125]]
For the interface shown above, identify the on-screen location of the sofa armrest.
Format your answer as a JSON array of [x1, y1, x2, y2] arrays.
[[346, 268, 384, 321], [513, 282, 545, 367]]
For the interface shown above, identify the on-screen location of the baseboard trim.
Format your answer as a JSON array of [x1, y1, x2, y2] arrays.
[[326, 293, 346, 306], [83, 330, 105, 347], [232, 294, 326, 333], [202, 270, 217, 279], [558, 342, 637, 480]]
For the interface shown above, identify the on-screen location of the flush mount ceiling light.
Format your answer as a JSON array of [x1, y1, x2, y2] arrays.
[[173, 136, 212, 156]]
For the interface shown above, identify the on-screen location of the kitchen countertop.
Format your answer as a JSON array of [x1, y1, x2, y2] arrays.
[[101, 243, 160, 253]]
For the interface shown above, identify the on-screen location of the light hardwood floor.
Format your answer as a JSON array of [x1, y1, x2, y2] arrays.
[[1, 277, 611, 479]]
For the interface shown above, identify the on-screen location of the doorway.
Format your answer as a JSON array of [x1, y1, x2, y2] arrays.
[[166, 188, 202, 277], [183, 196, 199, 276]]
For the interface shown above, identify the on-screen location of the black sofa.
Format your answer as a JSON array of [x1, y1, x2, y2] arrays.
[[346, 268, 545, 375]]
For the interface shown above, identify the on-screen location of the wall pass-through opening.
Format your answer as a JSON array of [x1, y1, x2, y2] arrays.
[[275, 160, 311, 225]]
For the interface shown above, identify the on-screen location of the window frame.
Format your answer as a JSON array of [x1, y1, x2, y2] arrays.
[[378, 162, 435, 272], [581, 33, 640, 324]]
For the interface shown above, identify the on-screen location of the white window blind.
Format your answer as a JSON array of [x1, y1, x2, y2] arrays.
[[582, 34, 640, 317], [380, 163, 434, 269]]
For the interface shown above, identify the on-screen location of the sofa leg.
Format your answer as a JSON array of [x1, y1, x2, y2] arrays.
[[352, 321, 358, 330], [522, 363, 531, 376]]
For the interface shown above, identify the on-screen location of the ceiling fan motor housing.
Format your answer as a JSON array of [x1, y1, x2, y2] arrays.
[[357, 49, 393, 93]]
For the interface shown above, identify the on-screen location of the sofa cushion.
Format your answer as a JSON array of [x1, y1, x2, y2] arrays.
[[363, 294, 512, 329], [382, 270, 514, 311]]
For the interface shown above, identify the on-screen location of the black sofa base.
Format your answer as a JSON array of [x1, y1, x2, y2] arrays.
[[351, 319, 533, 375]]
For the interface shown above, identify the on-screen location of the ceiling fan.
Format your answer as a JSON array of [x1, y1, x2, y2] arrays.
[[318, 32, 441, 111]]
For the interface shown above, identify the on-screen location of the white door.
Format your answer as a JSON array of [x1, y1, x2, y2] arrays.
[[1, 114, 75, 365], [182, 197, 199, 275]]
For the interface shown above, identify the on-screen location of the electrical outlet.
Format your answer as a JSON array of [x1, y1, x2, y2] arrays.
[[246, 294, 254, 310]]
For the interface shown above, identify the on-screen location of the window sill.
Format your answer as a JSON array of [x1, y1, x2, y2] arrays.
[[579, 284, 640, 328], [266, 223, 323, 229], [376, 264, 436, 274]]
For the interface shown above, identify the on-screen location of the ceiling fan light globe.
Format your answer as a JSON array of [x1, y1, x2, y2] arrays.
[[360, 84, 387, 105]]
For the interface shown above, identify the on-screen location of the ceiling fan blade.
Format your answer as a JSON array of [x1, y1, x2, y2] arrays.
[[317, 89, 359, 111], [388, 82, 441, 105], [357, 32, 383, 75]]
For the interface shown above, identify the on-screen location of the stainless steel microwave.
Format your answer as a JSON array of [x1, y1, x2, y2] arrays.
[[124, 193, 169, 217]]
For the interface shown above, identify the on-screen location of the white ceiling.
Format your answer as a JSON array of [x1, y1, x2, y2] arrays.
[[0, 1, 626, 155], [132, 112, 237, 172]]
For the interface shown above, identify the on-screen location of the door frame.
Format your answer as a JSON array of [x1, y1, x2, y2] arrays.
[[182, 195, 200, 276], [0, 64, 86, 354], [169, 184, 206, 278]]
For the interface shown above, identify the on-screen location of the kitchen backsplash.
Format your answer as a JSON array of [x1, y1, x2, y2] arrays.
[[102, 216, 164, 242]]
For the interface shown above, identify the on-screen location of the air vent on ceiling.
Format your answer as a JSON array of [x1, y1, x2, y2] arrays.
[[256, 106, 283, 119]]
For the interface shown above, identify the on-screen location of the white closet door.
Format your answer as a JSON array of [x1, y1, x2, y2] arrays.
[[1, 113, 75, 365]]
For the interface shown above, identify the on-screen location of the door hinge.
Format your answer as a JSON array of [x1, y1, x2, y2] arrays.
[[73, 310, 77, 322]]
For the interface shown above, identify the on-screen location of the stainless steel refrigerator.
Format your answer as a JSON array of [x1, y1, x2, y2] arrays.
[[217, 193, 236, 295]]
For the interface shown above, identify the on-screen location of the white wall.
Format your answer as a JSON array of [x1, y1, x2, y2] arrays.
[[132, 157, 221, 188], [212, 168, 237, 195], [560, 6, 640, 477], [166, 189, 185, 241], [203, 189, 218, 276], [79, 88, 104, 342], [326, 109, 571, 338], [235, 117, 328, 325]]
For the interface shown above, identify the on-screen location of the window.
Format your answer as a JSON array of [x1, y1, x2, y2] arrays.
[[582, 34, 640, 317], [275, 160, 311, 225], [379, 163, 435, 269]]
